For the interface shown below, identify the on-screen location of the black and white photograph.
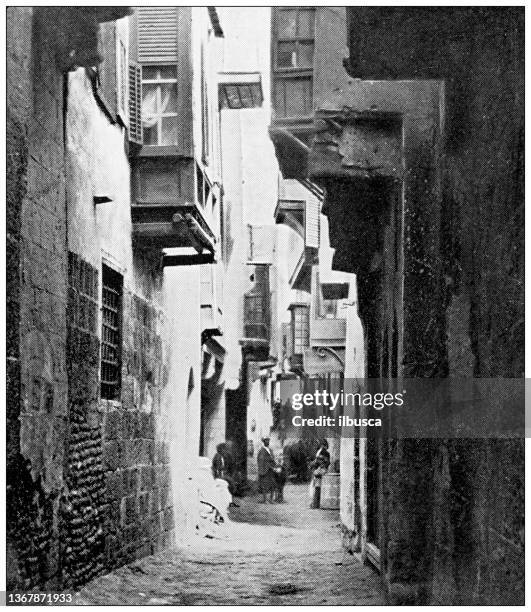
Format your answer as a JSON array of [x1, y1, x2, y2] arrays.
[[5, 4, 525, 606]]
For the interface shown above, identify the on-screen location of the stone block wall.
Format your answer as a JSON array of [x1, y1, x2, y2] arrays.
[[102, 290, 173, 570], [63, 252, 104, 588], [341, 8, 524, 604], [7, 8, 69, 591], [63, 252, 174, 587]]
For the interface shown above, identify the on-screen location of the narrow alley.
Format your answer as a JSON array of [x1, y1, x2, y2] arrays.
[[75, 485, 384, 605], [6, 6, 524, 606]]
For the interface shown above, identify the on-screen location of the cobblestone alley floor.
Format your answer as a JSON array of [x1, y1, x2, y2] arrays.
[[76, 484, 384, 605]]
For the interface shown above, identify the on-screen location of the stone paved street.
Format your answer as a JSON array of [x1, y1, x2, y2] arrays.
[[75, 484, 384, 605]]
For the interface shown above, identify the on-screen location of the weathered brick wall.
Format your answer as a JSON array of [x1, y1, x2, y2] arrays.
[[63, 253, 104, 588], [7, 8, 69, 591], [103, 289, 173, 569], [342, 8, 524, 604], [63, 252, 173, 585]]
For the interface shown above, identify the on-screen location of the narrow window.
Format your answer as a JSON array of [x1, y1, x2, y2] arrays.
[[100, 264, 123, 400], [141, 65, 178, 145], [318, 291, 339, 319], [315, 271, 348, 320], [291, 304, 310, 355], [272, 7, 315, 118], [275, 8, 315, 70]]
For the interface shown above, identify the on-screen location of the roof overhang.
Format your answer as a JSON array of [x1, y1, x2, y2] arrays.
[[239, 338, 269, 349], [274, 199, 304, 236], [218, 72, 263, 109], [268, 127, 310, 180], [163, 250, 216, 266], [288, 301, 310, 311], [290, 250, 313, 293]]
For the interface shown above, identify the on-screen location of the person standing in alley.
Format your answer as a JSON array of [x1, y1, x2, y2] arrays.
[[212, 443, 239, 508], [257, 436, 276, 503], [212, 443, 228, 481], [273, 460, 287, 503], [309, 439, 330, 509]]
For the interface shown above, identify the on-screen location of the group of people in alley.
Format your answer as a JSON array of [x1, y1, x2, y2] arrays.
[[212, 437, 331, 508]]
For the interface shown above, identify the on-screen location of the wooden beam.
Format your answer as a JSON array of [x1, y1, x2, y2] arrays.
[[163, 253, 216, 267]]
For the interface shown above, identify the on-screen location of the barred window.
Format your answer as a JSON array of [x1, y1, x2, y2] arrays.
[[100, 264, 123, 400]]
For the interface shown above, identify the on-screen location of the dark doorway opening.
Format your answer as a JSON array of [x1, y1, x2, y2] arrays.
[[225, 386, 247, 478]]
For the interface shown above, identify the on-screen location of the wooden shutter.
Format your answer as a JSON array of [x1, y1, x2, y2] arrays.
[[305, 198, 320, 249], [115, 24, 128, 123], [137, 7, 179, 63], [128, 62, 143, 144], [98, 22, 118, 119]]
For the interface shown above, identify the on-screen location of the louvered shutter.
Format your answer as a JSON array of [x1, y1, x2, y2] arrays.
[[98, 22, 118, 119], [137, 7, 179, 63], [128, 62, 143, 144], [305, 197, 320, 249], [116, 24, 128, 123]]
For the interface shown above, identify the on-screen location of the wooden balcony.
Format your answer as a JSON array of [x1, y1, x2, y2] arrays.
[[131, 157, 216, 255], [132, 202, 216, 252], [310, 317, 346, 347], [241, 264, 271, 349]]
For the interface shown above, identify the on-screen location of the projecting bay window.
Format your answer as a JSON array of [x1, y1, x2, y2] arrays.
[[290, 303, 310, 355], [100, 265, 123, 401], [243, 265, 271, 342], [272, 7, 316, 119], [128, 7, 217, 259], [316, 272, 348, 320], [141, 65, 178, 145]]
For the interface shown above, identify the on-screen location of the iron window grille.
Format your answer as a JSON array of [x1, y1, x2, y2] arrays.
[[100, 265, 123, 400]]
